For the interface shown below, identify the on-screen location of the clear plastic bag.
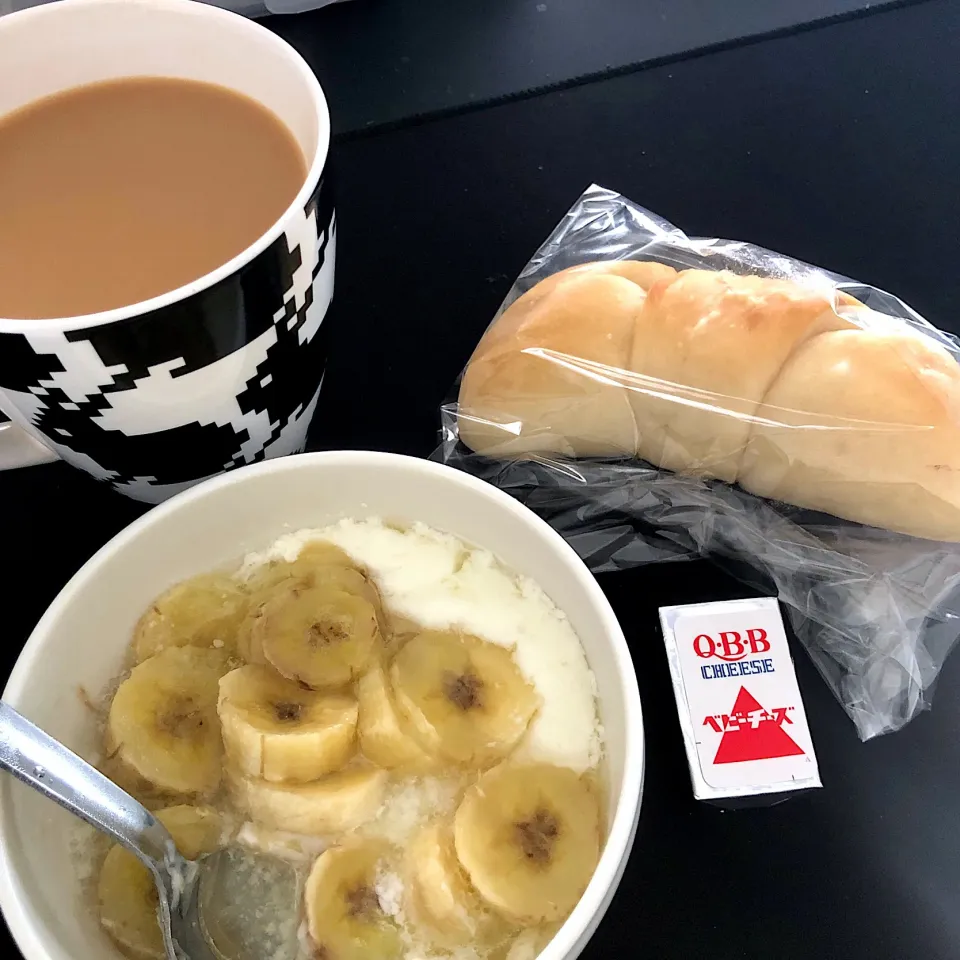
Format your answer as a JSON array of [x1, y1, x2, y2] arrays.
[[435, 183, 960, 741]]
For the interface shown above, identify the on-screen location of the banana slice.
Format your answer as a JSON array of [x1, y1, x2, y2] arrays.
[[256, 577, 381, 689], [236, 615, 268, 666], [239, 548, 385, 666], [293, 545, 388, 636], [292, 541, 375, 582], [133, 573, 247, 662], [98, 805, 225, 960], [389, 630, 539, 767], [227, 764, 387, 837], [453, 763, 600, 924], [252, 541, 365, 583], [236, 565, 291, 666], [155, 804, 231, 856], [357, 662, 437, 772], [304, 840, 403, 960], [107, 647, 229, 796], [406, 821, 508, 946], [248, 544, 384, 615], [291, 539, 358, 569], [219, 664, 358, 783]]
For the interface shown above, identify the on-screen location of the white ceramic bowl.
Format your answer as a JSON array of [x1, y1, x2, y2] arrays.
[[0, 451, 644, 960]]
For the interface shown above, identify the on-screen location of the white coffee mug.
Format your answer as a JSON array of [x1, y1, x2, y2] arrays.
[[0, 0, 335, 503]]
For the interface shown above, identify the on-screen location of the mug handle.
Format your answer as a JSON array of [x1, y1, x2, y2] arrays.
[[0, 417, 59, 470]]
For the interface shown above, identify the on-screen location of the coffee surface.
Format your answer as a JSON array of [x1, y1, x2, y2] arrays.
[[0, 77, 306, 320]]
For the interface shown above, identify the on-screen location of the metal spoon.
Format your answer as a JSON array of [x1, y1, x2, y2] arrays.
[[0, 702, 300, 960]]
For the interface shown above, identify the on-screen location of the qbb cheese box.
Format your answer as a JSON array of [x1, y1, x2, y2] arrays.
[[659, 597, 822, 802]]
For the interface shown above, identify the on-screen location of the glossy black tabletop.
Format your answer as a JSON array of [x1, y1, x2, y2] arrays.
[[3, 1, 960, 958]]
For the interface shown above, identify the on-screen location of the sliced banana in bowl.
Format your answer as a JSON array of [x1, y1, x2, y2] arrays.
[[238, 543, 387, 666], [453, 763, 601, 925], [357, 662, 438, 772], [106, 646, 230, 797], [389, 630, 540, 768], [406, 820, 512, 947], [218, 663, 358, 783], [133, 573, 248, 662], [291, 543, 386, 622], [227, 763, 388, 837], [304, 839, 403, 960], [254, 576, 381, 689]]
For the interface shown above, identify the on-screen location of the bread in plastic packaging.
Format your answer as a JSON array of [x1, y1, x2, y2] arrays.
[[459, 261, 960, 542], [438, 184, 960, 740]]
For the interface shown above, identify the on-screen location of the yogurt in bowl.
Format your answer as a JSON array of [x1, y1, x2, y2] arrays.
[[0, 451, 644, 960]]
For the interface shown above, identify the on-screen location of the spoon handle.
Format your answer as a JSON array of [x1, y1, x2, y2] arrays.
[[0, 702, 174, 868]]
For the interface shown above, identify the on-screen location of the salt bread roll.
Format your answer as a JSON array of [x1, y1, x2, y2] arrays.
[[458, 259, 960, 541], [458, 260, 676, 457], [739, 319, 960, 541], [629, 270, 857, 481]]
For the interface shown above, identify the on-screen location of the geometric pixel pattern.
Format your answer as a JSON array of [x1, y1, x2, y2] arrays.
[[0, 175, 335, 503]]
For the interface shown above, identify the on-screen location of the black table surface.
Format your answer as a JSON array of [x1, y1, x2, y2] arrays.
[[264, 0, 910, 135], [4, 1, 960, 958]]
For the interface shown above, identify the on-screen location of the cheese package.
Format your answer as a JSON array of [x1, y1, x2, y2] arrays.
[[437, 183, 960, 743], [659, 598, 821, 802]]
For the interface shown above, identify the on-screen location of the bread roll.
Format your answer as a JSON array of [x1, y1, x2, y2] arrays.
[[458, 261, 675, 457], [458, 259, 960, 541], [739, 320, 960, 541], [629, 270, 856, 481]]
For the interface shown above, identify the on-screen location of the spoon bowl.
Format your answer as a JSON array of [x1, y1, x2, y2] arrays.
[[0, 702, 298, 960]]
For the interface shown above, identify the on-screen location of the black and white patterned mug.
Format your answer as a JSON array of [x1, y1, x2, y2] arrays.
[[0, 0, 335, 502]]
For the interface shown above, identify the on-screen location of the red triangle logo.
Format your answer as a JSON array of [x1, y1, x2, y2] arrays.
[[712, 687, 805, 764]]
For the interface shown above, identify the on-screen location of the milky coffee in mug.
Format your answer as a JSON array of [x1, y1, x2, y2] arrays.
[[0, 76, 307, 320], [0, 0, 336, 501]]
